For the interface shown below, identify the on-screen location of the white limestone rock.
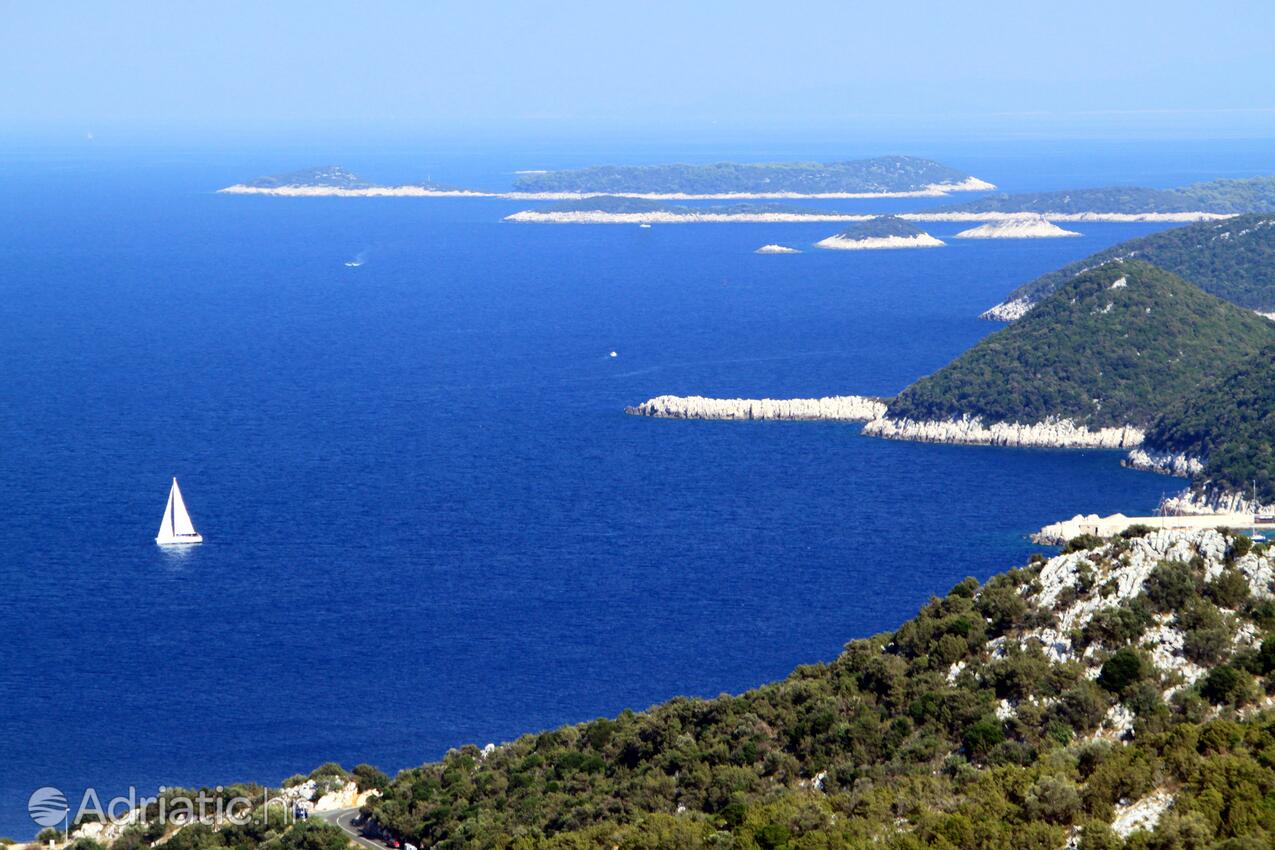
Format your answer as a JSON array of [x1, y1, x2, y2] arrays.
[[979, 297, 1035, 322], [1123, 449, 1204, 478], [1111, 790, 1174, 837], [954, 214, 1082, 239], [862, 415, 1145, 449], [626, 394, 887, 422]]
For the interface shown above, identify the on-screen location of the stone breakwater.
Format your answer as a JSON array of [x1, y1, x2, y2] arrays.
[[861, 415, 1146, 448], [626, 395, 887, 422], [1123, 448, 1204, 477]]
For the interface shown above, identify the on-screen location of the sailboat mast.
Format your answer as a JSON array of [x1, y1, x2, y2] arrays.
[[169, 480, 176, 536]]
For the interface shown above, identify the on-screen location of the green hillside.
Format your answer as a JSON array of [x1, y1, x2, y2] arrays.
[[886, 261, 1275, 428], [359, 530, 1275, 850], [987, 215, 1275, 317], [938, 173, 1275, 215], [1147, 342, 1275, 502], [512, 156, 977, 195]]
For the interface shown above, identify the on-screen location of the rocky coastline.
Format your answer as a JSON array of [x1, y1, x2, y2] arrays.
[[899, 211, 1232, 223], [861, 415, 1146, 448], [625, 394, 887, 421], [1160, 487, 1270, 516], [1122, 448, 1205, 477]]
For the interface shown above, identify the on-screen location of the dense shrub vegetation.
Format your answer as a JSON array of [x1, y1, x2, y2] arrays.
[[1146, 342, 1275, 502], [829, 216, 928, 240], [355, 535, 1275, 849], [885, 262, 1275, 427], [997, 215, 1275, 313]]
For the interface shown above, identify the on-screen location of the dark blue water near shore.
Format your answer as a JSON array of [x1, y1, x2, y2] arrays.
[[0, 143, 1260, 835]]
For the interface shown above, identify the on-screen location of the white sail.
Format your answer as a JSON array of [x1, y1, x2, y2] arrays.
[[156, 477, 203, 545]]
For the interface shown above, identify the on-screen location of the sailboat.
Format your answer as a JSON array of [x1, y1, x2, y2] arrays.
[[156, 477, 203, 545]]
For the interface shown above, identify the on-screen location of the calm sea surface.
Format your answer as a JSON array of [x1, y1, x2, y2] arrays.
[[1, 140, 1271, 835]]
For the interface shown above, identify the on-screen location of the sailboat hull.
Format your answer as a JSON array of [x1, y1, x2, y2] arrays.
[[156, 533, 203, 545]]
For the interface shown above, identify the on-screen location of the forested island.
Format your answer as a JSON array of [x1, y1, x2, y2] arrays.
[[928, 173, 1275, 218], [878, 262, 1274, 432], [42, 528, 1275, 850], [505, 198, 874, 224], [982, 214, 1275, 321], [219, 157, 995, 200], [508, 155, 994, 197], [814, 216, 944, 250]]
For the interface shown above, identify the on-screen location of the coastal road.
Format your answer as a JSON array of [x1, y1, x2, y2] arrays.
[[314, 807, 391, 850]]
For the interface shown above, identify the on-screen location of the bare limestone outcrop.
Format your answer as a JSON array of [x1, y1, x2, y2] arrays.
[[862, 415, 1145, 449], [625, 395, 886, 422]]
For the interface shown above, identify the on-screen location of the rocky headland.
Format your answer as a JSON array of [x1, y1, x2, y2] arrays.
[[625, 394, 886, 421], [861, 415, 1145, 448]]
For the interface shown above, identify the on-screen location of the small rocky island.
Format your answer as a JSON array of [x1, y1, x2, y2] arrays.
[[754, 244, 801, 254], [954, 214, 1081, 239], [815, 216, 944, 250]]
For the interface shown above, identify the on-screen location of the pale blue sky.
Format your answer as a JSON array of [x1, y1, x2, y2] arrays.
[[4, 0, 1275, 141]]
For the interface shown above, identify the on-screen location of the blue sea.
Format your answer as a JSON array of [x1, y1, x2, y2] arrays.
[[2, 138, 1273, 836]]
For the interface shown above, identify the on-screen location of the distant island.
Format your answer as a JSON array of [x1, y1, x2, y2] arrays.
[[868, 261, 1275, 448], [217, 166, 487, 197], [507, 155, 995, 197], [915, 172, 1275, 220], [981, 213, 1275, 321], [219, 156, 996, 200], [505, 198, 876, 224], [754, 244, 801, 254], [814, 216, 944, 250], [953, 214, 1081, 239]]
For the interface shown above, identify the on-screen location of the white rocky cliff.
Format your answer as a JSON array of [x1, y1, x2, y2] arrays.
[[862, 415, 1145, 448], [626, 395, 887, 421]]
